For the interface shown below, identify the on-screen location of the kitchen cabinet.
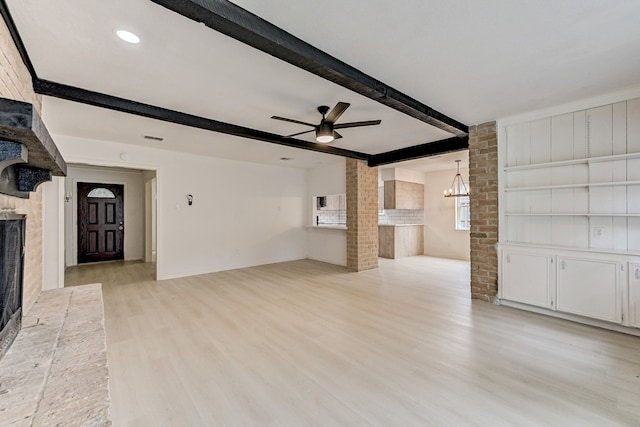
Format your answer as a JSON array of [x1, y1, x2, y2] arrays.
[[384, 180, 424, 210], [379, 225, 423, 259]]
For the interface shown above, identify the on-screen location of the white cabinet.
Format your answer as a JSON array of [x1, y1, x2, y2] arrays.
[[500, 245, 640, 328], [556, 257, 620, 323], [630, 263, 640, 328], [501, 251, 551, 308]]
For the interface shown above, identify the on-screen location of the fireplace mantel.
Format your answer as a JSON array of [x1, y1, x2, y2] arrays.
[[0, 97, 67, 198]]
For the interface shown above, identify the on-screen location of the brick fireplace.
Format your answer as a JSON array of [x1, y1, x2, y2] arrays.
[[0, 97, 67, 360]]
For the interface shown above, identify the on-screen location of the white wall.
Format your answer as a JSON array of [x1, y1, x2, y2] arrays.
[[47, 135, 308, 281], [64, 165, 145, 266], [42, 176, 65, 290], [423, 167, 470, 261], [143, 171, 157, 263], [307, 159, 347, 266]]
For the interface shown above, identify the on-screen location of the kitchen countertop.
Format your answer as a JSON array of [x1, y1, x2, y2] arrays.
[[309, 224, 347, 230]]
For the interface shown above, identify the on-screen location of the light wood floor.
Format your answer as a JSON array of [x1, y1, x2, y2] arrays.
[[65, 257, 640, 426]]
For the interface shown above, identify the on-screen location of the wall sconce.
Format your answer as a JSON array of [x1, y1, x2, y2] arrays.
[[187, 194, 193, 206], [64, 191, 72, 202]]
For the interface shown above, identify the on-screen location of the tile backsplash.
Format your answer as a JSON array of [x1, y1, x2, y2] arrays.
[[315, 209, 424, 225], [378, 209, 424, 225], [316, 210, 347, 225]]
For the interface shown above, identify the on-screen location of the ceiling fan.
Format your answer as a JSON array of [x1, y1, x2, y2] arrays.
[[271, 102, 381, 143]]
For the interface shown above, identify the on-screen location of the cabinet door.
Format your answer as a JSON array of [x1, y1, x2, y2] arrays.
[[501, 251, 551, 308], [630, 263, 640, 328], [556, 257, 620, 323]]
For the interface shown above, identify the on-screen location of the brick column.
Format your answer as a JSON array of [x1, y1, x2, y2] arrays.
[[346, 158, 378, 271], [469, 122, 498, 302]]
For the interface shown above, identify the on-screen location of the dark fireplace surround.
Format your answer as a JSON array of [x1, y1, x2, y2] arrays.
[[0, 97, 67, 360], [0, 212, 25, 359]]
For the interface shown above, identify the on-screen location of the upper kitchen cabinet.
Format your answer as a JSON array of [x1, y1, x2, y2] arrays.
[[384, 180, 424, 210]]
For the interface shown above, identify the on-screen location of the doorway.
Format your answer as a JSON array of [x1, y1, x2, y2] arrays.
[[77, 182, 124, 263]]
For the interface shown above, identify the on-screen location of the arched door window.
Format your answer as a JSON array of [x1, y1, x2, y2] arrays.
[[87, 187, 116, 198]]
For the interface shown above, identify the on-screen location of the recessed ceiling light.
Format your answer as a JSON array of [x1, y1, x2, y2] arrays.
[[115, 30, 140, 44]]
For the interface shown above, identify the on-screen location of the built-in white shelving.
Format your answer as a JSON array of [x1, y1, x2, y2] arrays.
[[499, 96, 640, 331]]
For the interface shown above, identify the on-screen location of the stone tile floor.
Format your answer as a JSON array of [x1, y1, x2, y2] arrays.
[[0, 284, 111, 426]]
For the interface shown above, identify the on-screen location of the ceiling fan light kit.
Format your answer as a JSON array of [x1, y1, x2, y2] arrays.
[[315, 122, 334, 143], [271, 102, 381, 144]]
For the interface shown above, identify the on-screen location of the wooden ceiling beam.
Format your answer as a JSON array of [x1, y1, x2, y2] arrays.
[[33, 80, 372, 161], [150, 0, 469, 137], [368, 136, 469, 167]]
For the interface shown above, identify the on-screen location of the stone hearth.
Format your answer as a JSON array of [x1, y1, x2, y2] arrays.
[[0, 284, 111, 426]]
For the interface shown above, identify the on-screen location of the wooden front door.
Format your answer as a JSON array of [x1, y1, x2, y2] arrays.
[[77, 182, 124, 263]]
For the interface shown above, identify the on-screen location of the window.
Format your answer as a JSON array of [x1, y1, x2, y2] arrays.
[[455, 182, 470, 230], [87, 187, 116, 198]]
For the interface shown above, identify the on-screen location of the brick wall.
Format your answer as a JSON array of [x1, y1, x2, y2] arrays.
[[346, 159, 378, 271], [0, 16, 45, 314], [469, 122, 498, 302]]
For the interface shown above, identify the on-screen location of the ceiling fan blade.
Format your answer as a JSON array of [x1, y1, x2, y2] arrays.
[[325, 102, 350, 123], [333, 131, 343, 140], [333, 120, 382, 129], [271, 116, 315, 127], [286, 129, 315, 138]]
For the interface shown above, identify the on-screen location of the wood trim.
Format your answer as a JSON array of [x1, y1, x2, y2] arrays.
[[368, 136, 469, 167], [34, 79, 371, 161]]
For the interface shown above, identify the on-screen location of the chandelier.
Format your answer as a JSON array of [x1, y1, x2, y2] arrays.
[[443, 160, 469, 198]]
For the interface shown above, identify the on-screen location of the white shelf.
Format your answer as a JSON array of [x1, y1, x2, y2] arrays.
[[504, 212, 640, 217], [503, 151, 640, 172], [504, 181, 640, 192], [500, 242, 640, 257]]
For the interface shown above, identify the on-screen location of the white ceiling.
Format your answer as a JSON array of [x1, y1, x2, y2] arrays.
[[7, 0, 640, 171]]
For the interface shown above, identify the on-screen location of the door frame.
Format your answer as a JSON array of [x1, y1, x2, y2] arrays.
[[76, 181, 125, 264], [43, 157, 161, 289], [70, 177, 128, 267]]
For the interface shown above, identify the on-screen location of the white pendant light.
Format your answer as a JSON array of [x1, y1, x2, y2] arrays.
[[443, 160, 469, 198]]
